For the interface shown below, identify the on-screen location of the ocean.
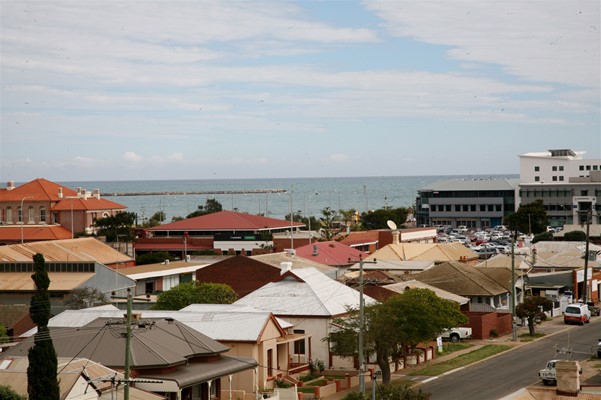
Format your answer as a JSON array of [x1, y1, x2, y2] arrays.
[[59, 175, 517, 223]]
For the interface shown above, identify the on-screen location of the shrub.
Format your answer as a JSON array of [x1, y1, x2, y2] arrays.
[[489, 328, 498, 338]]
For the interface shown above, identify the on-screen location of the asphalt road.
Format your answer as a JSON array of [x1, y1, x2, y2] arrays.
[[419, 319, 600, 400]]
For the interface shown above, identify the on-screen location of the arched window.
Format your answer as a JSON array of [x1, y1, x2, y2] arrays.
[[6, 207, 12, 224], [40, 206, 46, 223], [28, 206, 35, 223], [17, 207, 22, 223]]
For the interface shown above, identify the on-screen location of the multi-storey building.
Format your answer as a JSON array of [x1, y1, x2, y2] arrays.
[[415, 178, 519, 229], [415, 149, 600, 229]]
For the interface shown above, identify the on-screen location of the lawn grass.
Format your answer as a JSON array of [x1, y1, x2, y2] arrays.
[[408, 344, 512, 376], [437, 342, 473, 356], [297, 387, 316, 394], [519, 332, 545, 342]]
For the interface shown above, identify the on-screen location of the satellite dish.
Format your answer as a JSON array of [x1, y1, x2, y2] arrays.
[[387, 220, 397, 230]]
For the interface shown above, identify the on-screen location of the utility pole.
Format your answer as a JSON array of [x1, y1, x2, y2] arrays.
[[510, 229, 517, 341], [349, 256, 377, 396], [111, 288, 151, 400], [582, 210, 592, 303]]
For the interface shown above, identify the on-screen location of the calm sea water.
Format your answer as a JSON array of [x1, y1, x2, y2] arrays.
[[59, 175, 517, 222]]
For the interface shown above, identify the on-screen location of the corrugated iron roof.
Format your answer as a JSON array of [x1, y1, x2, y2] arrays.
[[294, 241, 366, 266], [368, 242, 478, 262], [23, 305, 292, 342], [0, 225, 73, 242], [148, 210, 305, 231], [0, 272, 95, 291], [235, 267, 377, 317], [0, 237, 134, 263], [383, 280, 470, 304]]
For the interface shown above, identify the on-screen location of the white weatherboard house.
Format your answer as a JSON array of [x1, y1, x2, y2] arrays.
[[234, 266, 378, 368], [22, 304, 309, 396]]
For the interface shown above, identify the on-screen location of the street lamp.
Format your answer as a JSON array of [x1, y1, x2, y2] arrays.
[[305, 192, 318, 244], [20, 196, 33, 244]]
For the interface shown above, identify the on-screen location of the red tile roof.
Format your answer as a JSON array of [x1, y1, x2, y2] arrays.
[[51, 197, 126, 211], [294, 241, 367, 266], [339, 231, 380, 246], [149, 210, 305, 231], [0, 178, 77, 202]]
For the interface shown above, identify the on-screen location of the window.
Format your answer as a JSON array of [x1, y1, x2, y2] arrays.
[[488, 205, 494, 211], [163, 275, 179, 291], [293, 329, 305, 355], [40, 207, 46, 223], [6, 207, 12, 224], [446, 205, 451, 212], [552, 166, 557, 171], [559, 166, 564, 171], [586, 165, 591, 171], [431, 205, 437, 212], [594, 165, 599, 171], [495, 204, 502, 211], [480, 205, 486, 211], [534, 166, 540, 171], [559, 176, 564, 181], [462, 205, 469, 212], [581, 190, 588, 196], [535, 176, 540, 182], [267, 349, 273, 377], [552, 176, 557, 181], [455, 205, 460, 212], [579, 165, 584, 171], [28, 206, 34, 223], [470, 204, 476, 212], [17, 207, 22, 223]]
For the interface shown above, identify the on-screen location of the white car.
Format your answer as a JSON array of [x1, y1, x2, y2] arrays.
[[440, 327, 472, 342]]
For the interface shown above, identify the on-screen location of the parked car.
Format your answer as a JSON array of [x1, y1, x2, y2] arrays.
[[439, 327, 472, 342], [563, 303, 591, 325], [457, 225, 468, 233]]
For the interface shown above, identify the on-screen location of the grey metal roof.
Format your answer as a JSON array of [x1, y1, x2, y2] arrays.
[[7, 318, 229, 370], [23, 304, 293, 341], [420, 178, 519, 192], [234, 267, 377, 317]]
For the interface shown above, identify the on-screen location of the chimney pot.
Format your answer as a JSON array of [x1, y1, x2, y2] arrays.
[[280, 261, 293, 275]]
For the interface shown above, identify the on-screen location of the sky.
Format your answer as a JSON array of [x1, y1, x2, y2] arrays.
[[1, 0, 599, 182]]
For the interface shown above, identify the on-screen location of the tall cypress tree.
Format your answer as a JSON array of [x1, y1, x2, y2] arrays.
[[27, 253, 60, 400]]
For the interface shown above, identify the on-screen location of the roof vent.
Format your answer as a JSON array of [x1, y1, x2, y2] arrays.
[[6, 181, 15, 191], [312, 245, 319, 256], [58, 188, 63, 198]]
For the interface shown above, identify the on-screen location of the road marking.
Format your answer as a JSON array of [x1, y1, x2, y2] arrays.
[[421, 377, 438, 384]]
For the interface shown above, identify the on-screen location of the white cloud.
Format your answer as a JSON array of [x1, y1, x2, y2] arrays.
[[364, 1, 600, 88], [123, 152, 142, 162], [328, 154, 350, 163]]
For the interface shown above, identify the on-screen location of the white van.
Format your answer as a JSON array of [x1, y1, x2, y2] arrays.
[[563, 303, 591, 325]]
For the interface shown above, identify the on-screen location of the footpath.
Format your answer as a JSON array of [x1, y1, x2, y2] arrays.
[[323, 317, 600, 400]]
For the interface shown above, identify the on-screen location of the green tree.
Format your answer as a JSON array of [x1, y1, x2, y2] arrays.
[[0, 324, 8, 344], [94, 211, 137, 242], [0, 385, 27, 400], [505, 200, 548, 235], [328, 289, 467, 384], [360, 207, 410, 230], [563, 230, 587, 241], [319, 207, 339, 240], [153, 281, 238, 310], [531, 232, 554, 244], [64, 287, 108, 310], [339, 208, 358, 231], [28, 253, 60, 400], [136, 251, 176, 266], [143, 211, 166, 227], [187, 198, 223, 218], [343, 383, 431, 400], [516, 296, 553, 335]]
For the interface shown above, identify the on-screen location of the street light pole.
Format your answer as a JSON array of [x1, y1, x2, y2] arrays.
[[582, 210, 592, 303], [305, 192, 318, 245], [20, 196, 33, 244], [510, 229, 517, 341]]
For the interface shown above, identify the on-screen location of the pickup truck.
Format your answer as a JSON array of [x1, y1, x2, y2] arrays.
[[539, 360, 558, 385], [539, 359, 582, 385], [440, 327, 472, 343]]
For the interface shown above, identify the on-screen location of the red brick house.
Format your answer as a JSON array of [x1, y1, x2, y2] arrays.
[[0, 179, 126, 243]]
